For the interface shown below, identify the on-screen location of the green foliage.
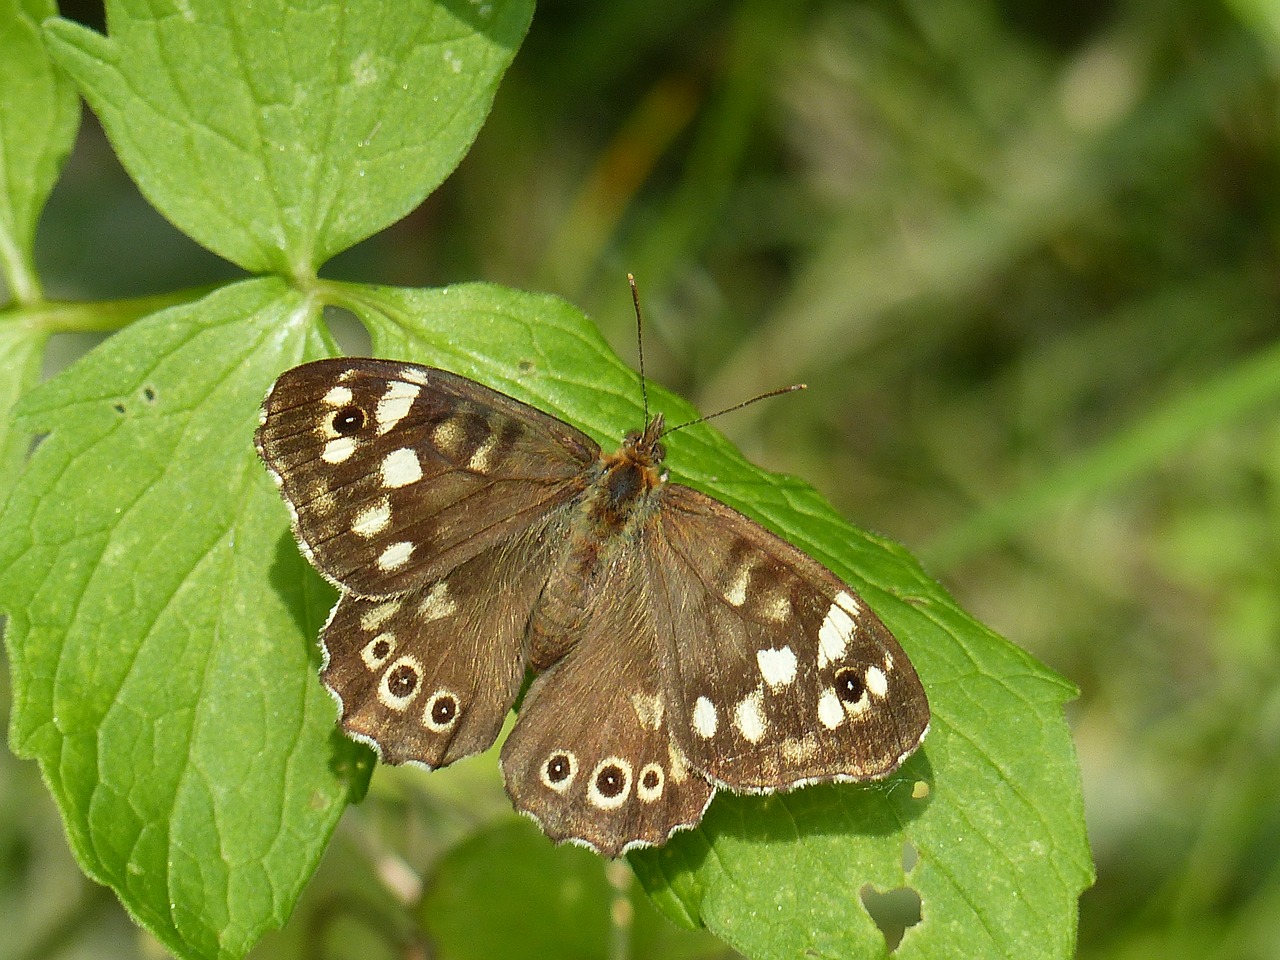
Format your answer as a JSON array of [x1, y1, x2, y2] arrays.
[[0, 2, 1105, 960], [43, 0, 529, 275], [420, 818, 723, 960]]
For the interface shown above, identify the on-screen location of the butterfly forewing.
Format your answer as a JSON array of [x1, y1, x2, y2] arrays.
[[255, 358, 598, 597], [649, 485, 929, 791], [500, 552, 716, 857], [322, 516, 568, 767]]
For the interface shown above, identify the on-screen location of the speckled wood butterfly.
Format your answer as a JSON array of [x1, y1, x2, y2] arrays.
[[256, 344, 928, 856]]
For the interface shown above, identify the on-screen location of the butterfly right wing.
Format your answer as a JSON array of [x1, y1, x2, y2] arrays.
[[499, 550, 716, 857], [648, 484, 929, 792], [322, 512, 570, 768], [255, 358, 599, 597]]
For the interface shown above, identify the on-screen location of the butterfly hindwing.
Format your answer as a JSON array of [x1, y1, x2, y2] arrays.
[[649, 484, 929, 791], [321, 515, 568, 767], [255, 358, 599, 597], [500, 551, 716, 857]]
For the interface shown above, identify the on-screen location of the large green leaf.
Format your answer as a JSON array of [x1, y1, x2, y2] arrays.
[[42, 0, 533, 275], [0, 279, 366, 960]]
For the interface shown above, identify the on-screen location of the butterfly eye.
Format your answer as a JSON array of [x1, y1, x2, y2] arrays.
[[547, 755, 571, 782], [587, 757, 633, 810], [596, 766, 624, 796], [423, 690, 461, 732], [332, 406, 365, 435], [386, 663, 419, 698], [636, 762, 664, 803], [540, 751, 578, 792], [378, 656, 424, 711], [431, 697, 456, 724], [834, 667, 866, 704]]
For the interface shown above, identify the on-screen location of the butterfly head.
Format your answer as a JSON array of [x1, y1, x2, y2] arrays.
[[622, 413, 667, 467]]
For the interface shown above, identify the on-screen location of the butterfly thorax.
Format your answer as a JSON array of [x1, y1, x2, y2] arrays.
[[526, 415, 668, 669]]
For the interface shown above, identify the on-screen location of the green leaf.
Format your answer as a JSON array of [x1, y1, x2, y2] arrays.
[[0, 0, 81, 495], [2, 277, 1091, 958], [325, 280, 1094, 959], [0, 0, 80, 303], [41, 0, 533, 276], [420, 818, 726, 960], [0, 278, 369, 960]]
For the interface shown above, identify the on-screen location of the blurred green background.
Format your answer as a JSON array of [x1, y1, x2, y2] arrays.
[[6, 0, 1280, 957]]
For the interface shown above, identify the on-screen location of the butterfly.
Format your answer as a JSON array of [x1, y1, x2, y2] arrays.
[[255, 355, 929, 857]]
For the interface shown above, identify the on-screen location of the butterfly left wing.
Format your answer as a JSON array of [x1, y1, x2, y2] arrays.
[[321, 509, 569, 768], [648, 484, 929, 792], [255, 358, 598, 597], [500, 552, 716, 857]]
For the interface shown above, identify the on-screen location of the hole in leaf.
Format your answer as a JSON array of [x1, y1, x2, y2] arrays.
[[113, 402, 126, 414], [901, 841, 919, 872], [143, 386, 157, 402], [322, 305, 372, 357], [859, 882, 922, 951], [518, 359, 535, 374]]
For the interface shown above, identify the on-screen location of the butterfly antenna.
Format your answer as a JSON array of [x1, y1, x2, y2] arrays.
[[629, 273, 652, 425], [660, 383, 807, 438]]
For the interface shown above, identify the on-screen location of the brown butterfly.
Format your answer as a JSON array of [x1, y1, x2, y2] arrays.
[[255, 354, 928, 857]]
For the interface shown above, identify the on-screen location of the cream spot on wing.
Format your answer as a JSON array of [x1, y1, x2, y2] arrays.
[[692, 696, 718, 738], [818, 600, 856, 668], [417, 581, 456, 621], [762, 591, 792, 623], [636, 763, 665, 802], [884, 651, 894, 671], [361, 632, 396, 670], [323, 385, 353, 407], [865, 664, 889, 699], [733, 688, 766, 743], [466, 432, 499, 472], [724, 560, 753, 607], [667, 742, 691, 783], [781, 735, 818, 764], [432, 418, 466, 456], [377, 541, 414, 571], [322, 436, 357, 463], [309, 491, 336, 514], [359, 600, 400, 632], [835, 591, 862, 617], [352, 497, 391, 537], [630, 692, 664, 731], [818, 689, 844, 729], [376, 381, 419, 435], [381, 448, 422, 488], [399, 366, 429, 385], [757, 646, 797, 688]]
